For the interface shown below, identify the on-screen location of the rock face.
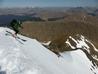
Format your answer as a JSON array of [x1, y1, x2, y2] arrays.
[[65, 34, 98, 67]]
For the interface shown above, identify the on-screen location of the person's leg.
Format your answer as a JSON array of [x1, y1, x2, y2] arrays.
[[13, 28, 19, 35], [15, 30, 19, 35]]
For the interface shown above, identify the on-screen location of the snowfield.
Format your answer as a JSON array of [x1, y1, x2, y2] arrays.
[[0, 27, 98, 74]]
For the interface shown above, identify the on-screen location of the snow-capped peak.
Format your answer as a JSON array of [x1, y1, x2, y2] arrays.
[[0, 27, 98, 74], [65, 34, 98, 68]]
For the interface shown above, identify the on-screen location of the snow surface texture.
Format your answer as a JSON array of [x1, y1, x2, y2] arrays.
[[0, 27, 98, 74]]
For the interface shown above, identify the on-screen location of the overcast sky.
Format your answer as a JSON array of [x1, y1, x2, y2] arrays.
[[0, 0, 98, 8]]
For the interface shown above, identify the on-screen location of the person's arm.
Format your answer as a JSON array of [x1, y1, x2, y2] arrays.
[[19, 21, 23, 29]]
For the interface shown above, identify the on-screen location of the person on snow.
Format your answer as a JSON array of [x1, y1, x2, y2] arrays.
[[9, 19, 23, 35]]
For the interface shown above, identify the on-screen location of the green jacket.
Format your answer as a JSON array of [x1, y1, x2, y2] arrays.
[[10, 19, 22, 31]]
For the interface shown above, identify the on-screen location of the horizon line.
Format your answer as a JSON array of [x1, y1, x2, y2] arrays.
[[0, 6, 97, 9]]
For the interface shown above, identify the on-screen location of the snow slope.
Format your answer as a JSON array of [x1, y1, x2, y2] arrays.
[[0, 27, 97, 74]]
